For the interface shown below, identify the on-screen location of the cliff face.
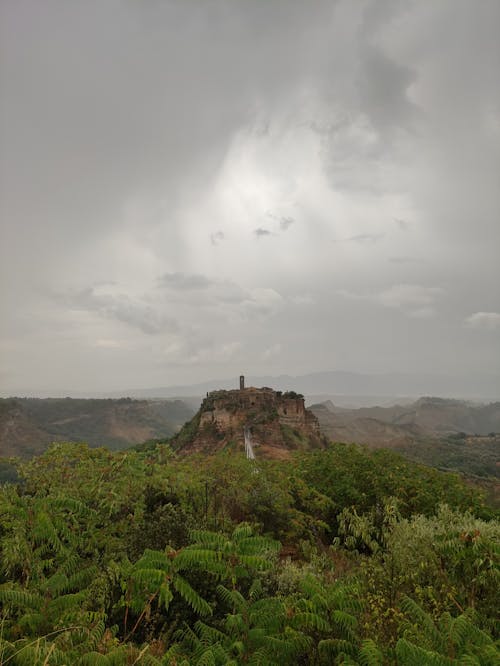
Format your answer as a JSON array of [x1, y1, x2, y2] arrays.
[[173, 387, 323, 458]]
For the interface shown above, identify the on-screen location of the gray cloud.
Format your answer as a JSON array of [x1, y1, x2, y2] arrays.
[[388, 256, 425, 265], [279, 216, 294, 231], [1, 0, 499, 394], [210, 231, 225, 246], [159, 272, 214, 291], [264, 212, 295, 233], [376, 284, 444, 318], [253, 228, 273, 238], [339, 284, 444, 319], [394, 218, 409, 231], [464, 312, 500, 331], [333, 233, 385, 244], [68, 287, 179, 335], [358, 44, 419, 135]]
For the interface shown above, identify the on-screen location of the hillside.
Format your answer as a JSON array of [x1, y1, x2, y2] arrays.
[[0, 393, 498, 663], [0, 397, 195, 457], [172, 384, 324, 459], [311, 397, 500, 478]]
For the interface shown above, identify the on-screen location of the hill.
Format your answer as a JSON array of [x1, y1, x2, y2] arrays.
[[0, 397, 195, 457], [310, 397, 500, 479], [172, 383, 324, 459]]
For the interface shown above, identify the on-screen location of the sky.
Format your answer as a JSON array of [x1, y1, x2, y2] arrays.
[[1, 0, 499, 396]]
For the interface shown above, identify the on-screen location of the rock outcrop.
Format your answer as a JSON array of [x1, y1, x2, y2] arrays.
[[172, 386, 324, 459]]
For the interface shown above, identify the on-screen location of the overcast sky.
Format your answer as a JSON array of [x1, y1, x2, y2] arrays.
[[1, 0, 499, 396]]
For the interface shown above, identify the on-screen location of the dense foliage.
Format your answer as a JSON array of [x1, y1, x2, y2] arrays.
[[0, 441, 498, 664], [394, 433, 499, 480]]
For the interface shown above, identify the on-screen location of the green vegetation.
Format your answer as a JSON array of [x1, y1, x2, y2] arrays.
[[280, 424, 309, 449], [395, 433, 500, 479], [282, 390, 304, 400], [0, 397, 195, 458], [311, 398, 500, 485], [0, 441, 498, 664]]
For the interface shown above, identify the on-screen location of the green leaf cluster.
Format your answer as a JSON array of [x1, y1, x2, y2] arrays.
[[0, 440, 497, 664]]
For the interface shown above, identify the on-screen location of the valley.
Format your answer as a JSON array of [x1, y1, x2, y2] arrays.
[[0, 397, 195, 458]]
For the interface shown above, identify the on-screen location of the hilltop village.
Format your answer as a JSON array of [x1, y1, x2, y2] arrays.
[[172, 376, 324, 458]]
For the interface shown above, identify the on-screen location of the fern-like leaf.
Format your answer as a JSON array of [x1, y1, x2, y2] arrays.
[[400, 595, 444, 652], [172, 574, 212, 616], [395, 638, 453, 665], [0, 587, 42, 610], [216, 585, 245, 613], [196, 646, 217, 666], [358, 638, 383, 666], [290, 611, 330, 633], [457, 656, 481, 666], [193, 620, 226, 646], [231, 524, 255, 541], [318, 638, 358, 660]]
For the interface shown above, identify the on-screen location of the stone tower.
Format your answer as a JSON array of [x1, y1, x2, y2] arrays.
[[239, 375, 245, 390]]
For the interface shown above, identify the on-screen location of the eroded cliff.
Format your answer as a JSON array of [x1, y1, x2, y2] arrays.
[[173, 386, 324, 459]]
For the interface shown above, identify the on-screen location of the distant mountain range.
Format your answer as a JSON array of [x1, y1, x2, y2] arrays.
[[4, 371, 499, 403], [310, 396, 500, 442], [111, 370, 500, 403]]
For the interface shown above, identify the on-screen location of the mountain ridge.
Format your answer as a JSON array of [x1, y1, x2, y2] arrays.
[[117, 371, 500, 402], [6, 370, 498, 402]]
